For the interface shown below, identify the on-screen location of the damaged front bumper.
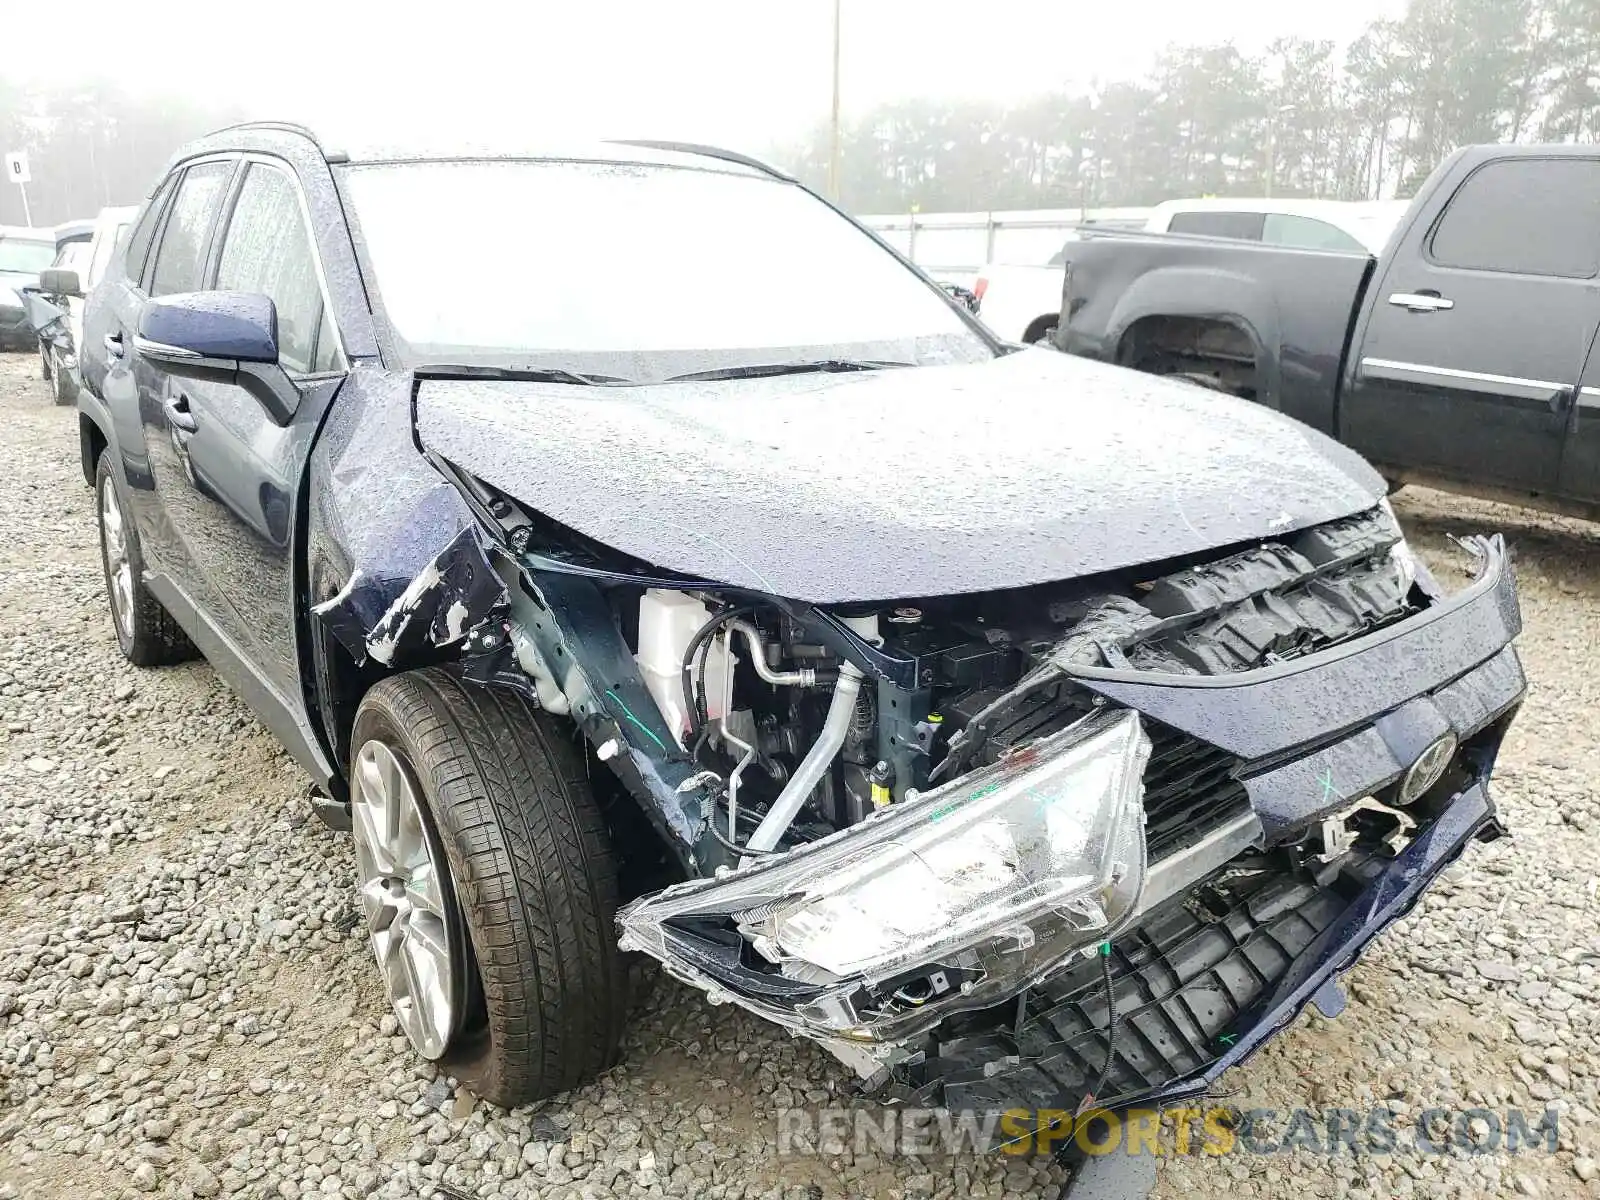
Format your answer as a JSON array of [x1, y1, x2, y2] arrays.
[[18, 289, 71, 354], [617, 534, 1524, 1111]]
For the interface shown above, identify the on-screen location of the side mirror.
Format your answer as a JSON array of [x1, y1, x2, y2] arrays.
[[135, 292, 299, 425], [138, 291, 279, 363], [39, 268, 82, 298]]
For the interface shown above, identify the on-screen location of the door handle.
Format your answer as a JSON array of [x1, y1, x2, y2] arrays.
[[104, 331, 125, 358], [164, 394, 198, 433], [1388, 292, 1454, 312]]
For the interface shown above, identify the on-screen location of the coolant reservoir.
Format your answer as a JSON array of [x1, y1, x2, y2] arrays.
[[635, 590, 730, 747]]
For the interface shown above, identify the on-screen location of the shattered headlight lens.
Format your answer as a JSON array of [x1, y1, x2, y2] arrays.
[[618, 710, 1150, 1040]]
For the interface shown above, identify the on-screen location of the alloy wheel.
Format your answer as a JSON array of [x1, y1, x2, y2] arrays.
[[99, 474, 134, 643], [350, 739, 459, 1059]]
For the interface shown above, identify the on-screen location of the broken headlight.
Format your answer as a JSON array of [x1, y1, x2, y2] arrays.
[[617, 710, 1150, 1042]]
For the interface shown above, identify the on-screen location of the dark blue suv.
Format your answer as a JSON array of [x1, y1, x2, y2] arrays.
[[76, 122, 1524, 1128]]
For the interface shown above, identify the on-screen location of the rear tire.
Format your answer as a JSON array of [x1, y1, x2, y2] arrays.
[[350, 669, 627, 1107], [1023, 317, 1058, 345], [94, 452, 196, 667]]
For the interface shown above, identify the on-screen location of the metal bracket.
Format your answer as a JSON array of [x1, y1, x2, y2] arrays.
[[1317, 795, 1417, 862]]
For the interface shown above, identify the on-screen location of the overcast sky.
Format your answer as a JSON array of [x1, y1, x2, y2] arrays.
[[12, 0, 1405, 151]]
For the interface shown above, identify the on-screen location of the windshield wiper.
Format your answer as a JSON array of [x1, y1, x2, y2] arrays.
[[665, 358, 915, 383], [413, 363, 629, 386]]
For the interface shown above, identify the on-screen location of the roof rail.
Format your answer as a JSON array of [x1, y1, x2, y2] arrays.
[[608, 140, 792, 181], [204, 120, 324, 147]]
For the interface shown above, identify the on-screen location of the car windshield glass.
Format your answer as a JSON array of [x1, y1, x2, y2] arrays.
[[0, 239, 54, 273], [341, 159, 994, 381]]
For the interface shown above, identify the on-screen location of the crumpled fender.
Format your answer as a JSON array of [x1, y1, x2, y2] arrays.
[[313, 522, 508, 667], [304, 368, 511, 670]]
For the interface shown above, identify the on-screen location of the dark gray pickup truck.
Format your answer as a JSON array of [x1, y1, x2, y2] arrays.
[[1052, 143, 1600, 516]]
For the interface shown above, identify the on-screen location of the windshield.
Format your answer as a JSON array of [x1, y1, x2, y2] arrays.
[[0, 238, 54, 274], [341, 159, 994, 381]]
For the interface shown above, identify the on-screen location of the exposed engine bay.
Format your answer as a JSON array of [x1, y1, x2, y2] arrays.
[[418, 445, 1523, 1112], [639, 503, 1416, 858]]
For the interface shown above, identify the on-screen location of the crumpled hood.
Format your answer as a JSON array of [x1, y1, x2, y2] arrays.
[[415, 349, 1385, 603]]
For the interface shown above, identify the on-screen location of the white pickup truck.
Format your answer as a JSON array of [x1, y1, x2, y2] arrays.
[[971, 197, 1407, 345]]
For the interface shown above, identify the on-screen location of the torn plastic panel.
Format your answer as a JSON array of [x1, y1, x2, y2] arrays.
[[20, 289, 71, 351], [313, 524, 507, 667]]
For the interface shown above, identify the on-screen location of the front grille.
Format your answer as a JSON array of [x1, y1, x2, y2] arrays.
[[902, 855, 1364, 1116], [1142, 721, 1250, 860]]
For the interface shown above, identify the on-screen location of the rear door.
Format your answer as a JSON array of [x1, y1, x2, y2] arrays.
[[141, 158, 347, 701], [1343, 155, 1600, 492]]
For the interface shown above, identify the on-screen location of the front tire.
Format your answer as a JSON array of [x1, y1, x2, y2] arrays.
[[350, 669, 626, 1106], [51, 349, 76, 406], [94, 452, 195, 666]]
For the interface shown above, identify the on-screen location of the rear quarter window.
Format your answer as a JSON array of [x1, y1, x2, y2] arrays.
[[1166, 211, 1266, 241], [1261, 214, 1366, 253], [1428, 157, 1600, 278]]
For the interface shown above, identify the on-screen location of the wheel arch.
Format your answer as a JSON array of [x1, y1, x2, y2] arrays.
[[79, 410, 108, 488], [1021, 313, 1059, 345], [1104, 267, 1284, 408]]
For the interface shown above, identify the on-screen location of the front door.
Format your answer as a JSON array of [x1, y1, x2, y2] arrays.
[[1341, 155, 1600, 496], [136, 158, 347, 704]]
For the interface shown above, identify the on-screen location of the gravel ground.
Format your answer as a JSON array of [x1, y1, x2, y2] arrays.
[[0, 349, 1596, 1200]]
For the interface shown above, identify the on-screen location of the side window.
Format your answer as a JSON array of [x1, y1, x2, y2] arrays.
[[149, 161, 233, 298], [89, 224, 133, 290], [51, 242, 89, 269], [1167, 211, 1266, 241], [122, 177, 176, 286], [1262, 214, 1365, 253], [215, 163, 343, 375], [1429, 158, 1600, 278]]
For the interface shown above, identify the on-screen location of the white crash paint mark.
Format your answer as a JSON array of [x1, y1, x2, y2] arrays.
[[442, 600, 471, 643], [310, 569, 364, 615], [365, 560, 445, 666]]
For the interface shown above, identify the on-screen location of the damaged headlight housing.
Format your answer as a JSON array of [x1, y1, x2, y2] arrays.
[[618, 710, 1150, 1042]]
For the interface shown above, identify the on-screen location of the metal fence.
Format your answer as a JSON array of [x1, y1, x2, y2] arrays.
[[857, 207, 1151, 283]]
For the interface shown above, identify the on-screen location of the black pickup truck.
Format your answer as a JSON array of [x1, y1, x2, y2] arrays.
[[1051, 143, 1600, 516]]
